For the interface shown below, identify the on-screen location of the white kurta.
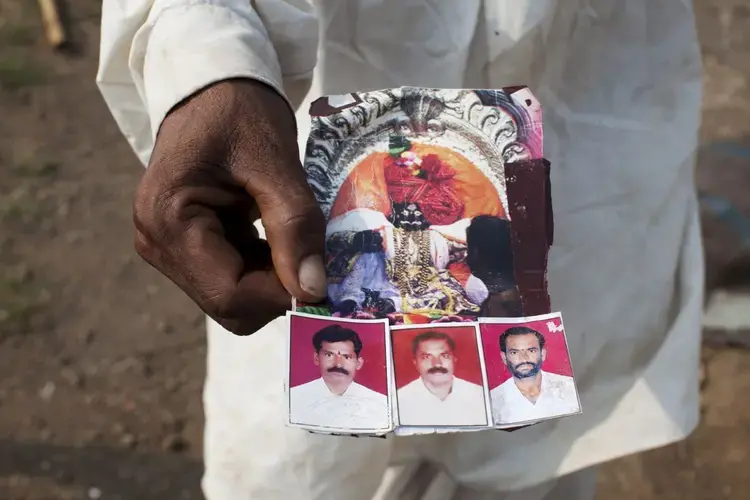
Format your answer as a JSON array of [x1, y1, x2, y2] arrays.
[[290, 377, 390, 430], [397, 377, 488, 427], [490, 370, 581, 425], [96, 0, 704, 498]]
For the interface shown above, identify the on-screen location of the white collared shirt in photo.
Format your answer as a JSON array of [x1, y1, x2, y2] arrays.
[[290, 377, 389, 430], [490, 370, 580, 425], [397, 376, 487, 427]]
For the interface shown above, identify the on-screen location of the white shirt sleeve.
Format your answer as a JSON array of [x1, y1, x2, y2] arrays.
[[95, 0, 319, 166]]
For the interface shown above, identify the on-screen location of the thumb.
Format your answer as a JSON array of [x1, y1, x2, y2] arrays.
[[222, 78, 328, 303], [253, 166, 328, 303]]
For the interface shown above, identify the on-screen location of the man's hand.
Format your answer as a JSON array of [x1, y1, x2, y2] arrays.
[[133, 79, 327, 335]]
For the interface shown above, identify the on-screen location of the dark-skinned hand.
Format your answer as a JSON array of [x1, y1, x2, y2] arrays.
[[133, 79, 327, 335]]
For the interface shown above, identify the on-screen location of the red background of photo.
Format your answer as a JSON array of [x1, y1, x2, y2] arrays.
[[480, 317, 574, 390], [392, 325, 484, 389], [289, 315, 388, 395]]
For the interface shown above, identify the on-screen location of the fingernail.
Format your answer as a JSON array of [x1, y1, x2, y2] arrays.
[[299, 254, 327, 298]]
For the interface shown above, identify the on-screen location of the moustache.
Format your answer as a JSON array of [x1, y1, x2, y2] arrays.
[[327, 367, 350, 375], [514, 363, 537, 371], [427, 367, 449, 374]]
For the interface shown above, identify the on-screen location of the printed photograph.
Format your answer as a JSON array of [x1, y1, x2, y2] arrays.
[[479, 313, 581, 426], [391, 323, 489, 427], [294, 87, 543, 324], [287, 313, 391, 431]]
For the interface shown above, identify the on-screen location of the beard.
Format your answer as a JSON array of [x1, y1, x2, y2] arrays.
[[509, 361, 541, 379]]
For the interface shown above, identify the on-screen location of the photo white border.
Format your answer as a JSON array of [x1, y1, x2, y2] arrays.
[[478, 311, 583, 427], [390, 321, 492, 430], [285, 311, 394, 435]]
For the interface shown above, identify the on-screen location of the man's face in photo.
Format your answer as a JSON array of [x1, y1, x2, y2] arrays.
[[414, 338, 456, 385], [501, 333, 546, 379], [314, 340, 363, 387]]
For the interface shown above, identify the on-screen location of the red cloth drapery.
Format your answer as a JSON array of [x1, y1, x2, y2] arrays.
[[383, 153, 464, 226], [328, 143, 505, 222]]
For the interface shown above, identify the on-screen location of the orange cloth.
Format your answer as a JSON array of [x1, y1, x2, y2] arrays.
[[329, 144, 505, 221], [329, 152, 392, 218]]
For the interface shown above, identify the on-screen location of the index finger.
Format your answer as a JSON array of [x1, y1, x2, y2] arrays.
[[136, 204, 291, 336], [179, 213, 292, 336]]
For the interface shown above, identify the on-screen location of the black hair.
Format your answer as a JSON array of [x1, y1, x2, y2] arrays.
[[466, 215, 516, 280], [312, 324, 363, 357], [411, 331, 456, 356], [499, 326, 545, 353]]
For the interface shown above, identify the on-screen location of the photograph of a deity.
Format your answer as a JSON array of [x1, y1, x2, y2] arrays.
[[295, 87, 544, 325]]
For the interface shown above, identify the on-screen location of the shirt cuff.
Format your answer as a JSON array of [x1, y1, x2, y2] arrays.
[[136, 2, 301, 142]]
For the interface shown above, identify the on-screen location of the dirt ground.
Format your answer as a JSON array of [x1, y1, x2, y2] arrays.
[[1, 1, 749, 499]]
